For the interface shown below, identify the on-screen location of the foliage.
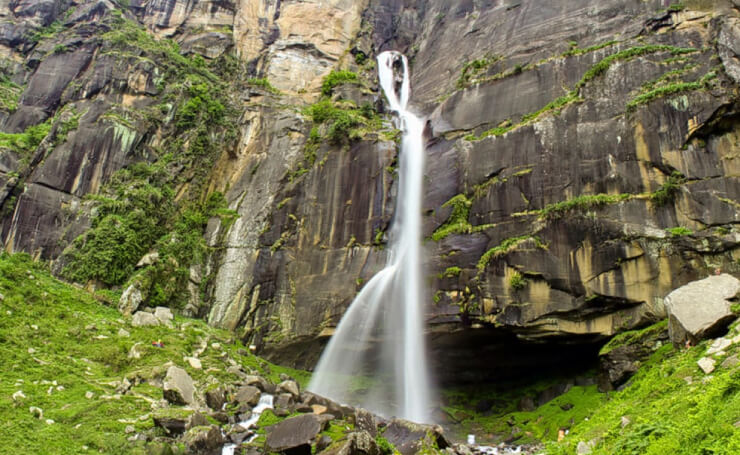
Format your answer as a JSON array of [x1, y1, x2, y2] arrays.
[[477, 235, 545, 273], [650, 171, 685, 206], [626, 73, 715, 112], [431, 194, 473, 241], [0, 118, 52, 157], [536, 193, 632, 219], [599, 320, 668, 356], [304, 99, 379, 145], [376, 434, 396, 455], [438, 266, 462, 279], [246, 77, 281, 95], [457, 55, 499, 89], [321, 70, 359, 97], [174, 77, 226, 131], [508, 271, 527, 290], [561, 40, 618, 58], [0, 74, 22, 112], [666, 226, 693, 237]]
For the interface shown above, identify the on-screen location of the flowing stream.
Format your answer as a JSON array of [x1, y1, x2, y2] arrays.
[[222, 394, 274, 455], [307, 51, 432, 423]]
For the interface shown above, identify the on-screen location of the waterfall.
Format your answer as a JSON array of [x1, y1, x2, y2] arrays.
[[307, 51, 432, 423]]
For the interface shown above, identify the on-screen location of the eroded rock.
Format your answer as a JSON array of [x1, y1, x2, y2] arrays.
[[163, 366, 195, 405], [265, 414, 323, 455]]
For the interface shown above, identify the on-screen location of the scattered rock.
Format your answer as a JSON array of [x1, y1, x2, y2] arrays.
[[355, 408, 377, 437], [125, 425, 135, 434], [205, 386, 227, 411], [265, 414, 323, 455], [235, 385, 261, 410], [127, 343, 144, 360], [117, 328, 130, 337], [154, 306, 174, 326], [185, 357, 202, 369], [27, 347, 35, 354], [698, 357, 717, 374], [244, 375, 271, 392], [621, 416, 631, 428], [277, 379, 300, 399], [721, 354, 739, 369], [665, 274, 740, 345], [118, 284, 143, 316], [518, 396, 536, 412], [29, 406, 43, 419], [187, 412, 210, 430], [320, 430, 380, 455], [85, 391, 94, 399], [182, 425, 224, 453], [12, 390, 26, 401], [560, 403, 574, 411], [383, 419, 449, 455], [275, 393, 295, 413], [707, 337, 733, 355], [577, 439, 596, 454], [45, 419, 54, 425], [136, 251, 159, 268], [163, 366, 195, 405], [537, 382, 572, 406], [131, 311, 159, 327], [153, 409, 192, 435], [315, 435, 333, 453]]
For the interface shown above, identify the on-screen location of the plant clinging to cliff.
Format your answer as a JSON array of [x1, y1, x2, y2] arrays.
[[321, 70, 359, 97]]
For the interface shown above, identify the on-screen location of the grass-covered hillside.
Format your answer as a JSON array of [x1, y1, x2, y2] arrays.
[[0, 253, 309, 454]]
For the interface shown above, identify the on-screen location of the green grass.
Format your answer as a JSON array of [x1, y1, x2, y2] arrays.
[[536, 193, 632, 219], [650, 171, 685, 206], [0, 253, 310, 454], [666, 226, 693, 237], [246, 77, 281, 95], [0, 119, 52, 157], [321, 70, 359, 97], [509, 271, 527, 290], [545, 332, 740, 454], [477, 235, 546, 273], [0, 75, 22, 112], [599, 320, 668, 356], [626, 72, 716, 112]]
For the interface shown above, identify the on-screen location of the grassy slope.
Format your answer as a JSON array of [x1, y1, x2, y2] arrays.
[[0, 253, 309, 454]]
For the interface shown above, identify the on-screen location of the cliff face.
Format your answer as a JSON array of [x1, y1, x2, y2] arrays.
[[1, 0, 739, 383]]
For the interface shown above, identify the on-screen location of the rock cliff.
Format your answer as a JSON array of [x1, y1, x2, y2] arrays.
[[1, 0, 739, 384]]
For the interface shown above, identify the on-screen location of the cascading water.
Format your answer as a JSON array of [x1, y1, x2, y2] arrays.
[[307, 51, 432, 423]]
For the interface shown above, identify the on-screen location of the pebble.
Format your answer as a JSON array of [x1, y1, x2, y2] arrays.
[[45, 419, 54, 425], [30, 324, 38, 330], [186, 357, 202, 369], [125, 425, 135, 434], [117, 328, 130, 338], [85, 391, 94, 399], [12, 390, 26, 401], [27, 348, 35, 354], [697, 357, 716, 374]]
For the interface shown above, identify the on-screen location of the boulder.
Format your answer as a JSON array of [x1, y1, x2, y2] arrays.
[[698, 357, 716, 374], [265, 414, 323, 455], [598, 322, 669, 390], [131, 311, 159, 327], [153, 408, 193, 436], [354, 408, 377, 437], [665, 274, 740, 344], [275, 392, 295, 413], [182, 425, 225, 453], [244, 375, 271, 392], [277, 379, 300, 399], [205, 386, 227, 411], [383, 419, 449, 455], [235, 385, 261, 410], [154, 306, 174, 326], [320, 430, 379, 455], [163, 366, 195, 405], [118, 284, 143, 316]]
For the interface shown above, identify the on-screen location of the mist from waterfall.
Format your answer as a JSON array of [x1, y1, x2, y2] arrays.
[[307, 51, 432, 423]]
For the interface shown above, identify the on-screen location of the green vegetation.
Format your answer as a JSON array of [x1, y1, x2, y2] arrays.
[[376, 434, 396, 455], [246, 77, 281, 95], [508, 271, 527, 290], [627, 72, 716, 111], [477, 235, 545, 273], [535, 193, 632, 219], [438, 266, 462, 279], [0, 74, 22, 112], [0, 253, 309, 454], [668, 2, 686, 12], [650, 171, 685, 206], [0, 118, 52, 157], [666, 226, 693, 237], [599, 320, 668, 356], [457, 55, 500, 89], [546, 327, 740, 454], [561, 40, 619, 58], [321, 70, 359, 97]]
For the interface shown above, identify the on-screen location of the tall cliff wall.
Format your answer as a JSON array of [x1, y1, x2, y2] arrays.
[[0, 0, 738, 383]]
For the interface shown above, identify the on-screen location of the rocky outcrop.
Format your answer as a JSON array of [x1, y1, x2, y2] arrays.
[[163, 366, 195, 405], [0, 0, 739, 388], [665, 274, 740, 344], [265, 413, 324, 455]]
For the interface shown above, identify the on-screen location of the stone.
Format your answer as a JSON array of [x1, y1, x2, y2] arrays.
[[125, 425, 135, 434], [265, 414, 323, 454], [698, 357, 717, 374], [665, 274, 740, 345], [182, 425, 224, 453], [621, 416, 631, 428], [118, 284, 143, 316], [117, 328, 130, 338], [319, 430, 380, 455], [275, 392, 295, 413], [185, 357, 202, 369], [721, 355, 740, 369], [136, 251, 159, 268], [131, 311, 159, 327], [127, 343, 144, 360], [29, 406, 43, 419], [235, 385, 261, 410], [85, 391, 94, 399], [277, 379, 300, 399], [383, 419, 449, 455], [537, 382, 573, 406], [244, 375, 271, 391], [163, 366, 195, 405], [154, 306, 174, 326], [706, 337, 733, 356], [12, 390, 26, 401], [355, 408, 377, 437], [518, 396, 536, 412], [153, 409, 192, 436], [577, 440, 595, 455], [187, 412, 210, 430], [598, 322, 669, 390], [205, 386, 227, 411]]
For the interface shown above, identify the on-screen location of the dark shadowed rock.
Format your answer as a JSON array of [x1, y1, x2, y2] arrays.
[[537, 382, 573, 407], [153, 408, 193, 436], [354, 408, 377, 437], [235, 385, 261, 410], [205, 386, 227, 411], [182, 425, 225, 454], [665, 274, 740, 345], [383, 419, 449, 455], [266, 414, 323, 455], [598, 322, 669, 390]]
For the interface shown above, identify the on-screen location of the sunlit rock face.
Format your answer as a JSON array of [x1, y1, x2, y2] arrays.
[[0, 0, 739, 382]]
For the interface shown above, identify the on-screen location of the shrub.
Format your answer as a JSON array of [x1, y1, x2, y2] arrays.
[[321, 70, 358, 97], [509, 271, 527, 290]]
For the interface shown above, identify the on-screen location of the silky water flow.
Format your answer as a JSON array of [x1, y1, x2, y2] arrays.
[[308, 51, 432, 423]]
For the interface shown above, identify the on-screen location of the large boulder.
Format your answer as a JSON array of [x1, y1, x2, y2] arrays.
[[182, 425, 225, 453], [382, 419, 449, 455], [598, 322, 670, 391], [266, 414, 323, 455], [664, 274, 740, 345], [152, 408, 193, 436], [163, 366, 195, 405], [118, 283, 142, 316], [235, 385, 261, 411], [131, 311, 159, 327]]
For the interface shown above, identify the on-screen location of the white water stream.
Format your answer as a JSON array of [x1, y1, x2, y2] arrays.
[[307, 51, 432, 423], [222, 394, 274, 455]]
